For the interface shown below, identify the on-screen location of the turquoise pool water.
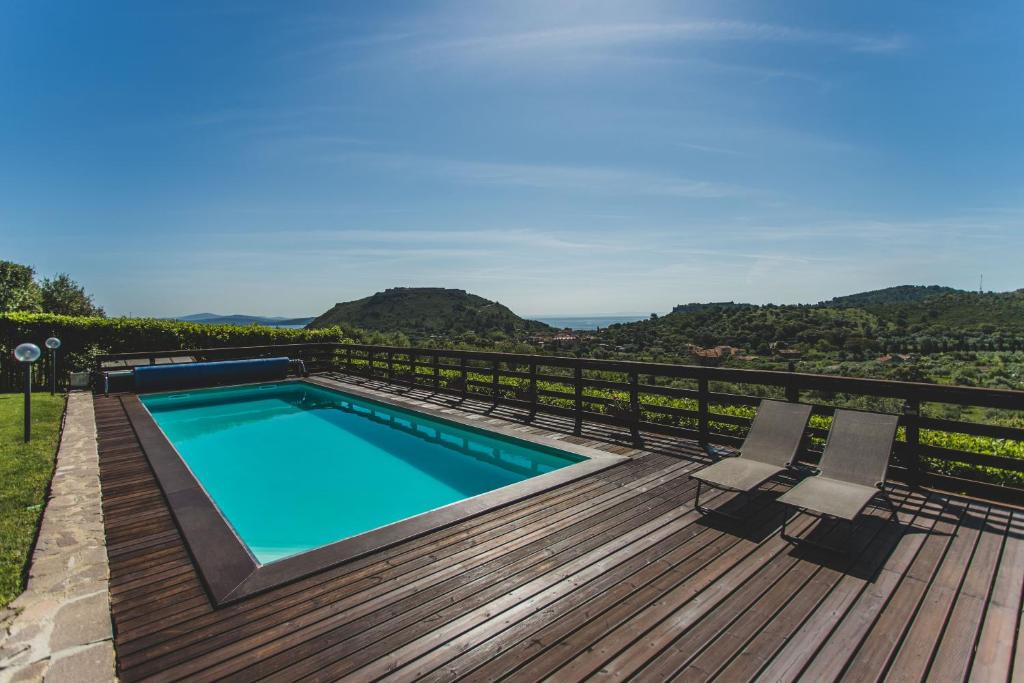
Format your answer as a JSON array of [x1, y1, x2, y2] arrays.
[[140, 382, 583, 564]]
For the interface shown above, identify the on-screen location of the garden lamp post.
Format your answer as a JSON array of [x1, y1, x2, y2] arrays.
[[14, 343, 41, 442], [45, 337, 61, 395]]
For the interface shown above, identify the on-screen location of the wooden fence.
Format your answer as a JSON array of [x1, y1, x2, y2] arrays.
[[94, 342, 1024, 504]]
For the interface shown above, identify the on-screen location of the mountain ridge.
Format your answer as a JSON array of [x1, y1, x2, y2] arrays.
[[307, 287, 552, 339], [593, 284, 1024, 356], [170, 313, 315, 326]]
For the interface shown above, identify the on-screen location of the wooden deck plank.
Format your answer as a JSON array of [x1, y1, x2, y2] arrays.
[[116, 456, 677, 672], [214, 469, 714, 681], [259, 479, 719, 682], [662, 496, 919, 681], [132, 464, 704, 680], [503, 491, 814, 682], [884, 502, 989, 682], [728, 490, 945, 682], [89, 377, 1024, 683], [416, 496, 741, 683], [833, 494, 968, 681], [969, 509, 1024, 682], [556, 516, 822, 682], [113, 458, 664, 662], [710, 489, 930, 683], [647, 544, 818, 679], [348, 500, 812, 683], [929, 506, 1011, 680], [793, 495, 971, 682], [463, 491, 787, 682], [595, 498, 917, 681]]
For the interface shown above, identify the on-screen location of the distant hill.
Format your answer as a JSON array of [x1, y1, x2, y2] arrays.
[[593, 286, 1024, 356], [857, 289, 1024, 331], [670, 301, 752, 314], [307, 288, 552, 339], [820, 285, 963, 308], [171, 313, 315, 327]]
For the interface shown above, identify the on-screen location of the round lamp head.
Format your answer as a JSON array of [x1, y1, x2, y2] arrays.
[[14, 343, 42, 363], [45, 337, 61, 350]]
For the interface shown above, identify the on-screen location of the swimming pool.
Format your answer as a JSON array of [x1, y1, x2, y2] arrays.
[[141, 381, 584, 563], [129, 379, 623, 602]]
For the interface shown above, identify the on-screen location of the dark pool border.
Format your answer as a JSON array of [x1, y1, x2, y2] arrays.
[[122, 377, 629, 606]]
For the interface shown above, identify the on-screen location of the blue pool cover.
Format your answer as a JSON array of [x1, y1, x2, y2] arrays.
[[134, 357, 290, 392]]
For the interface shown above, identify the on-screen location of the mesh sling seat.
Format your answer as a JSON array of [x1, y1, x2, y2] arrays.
[[777, 409, 899, 549], [691, 399, 812, 516]]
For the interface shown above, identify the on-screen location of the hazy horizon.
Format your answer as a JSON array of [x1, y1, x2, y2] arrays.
[[3, 2, 1022, 317], [124, 281, 1013, 322]]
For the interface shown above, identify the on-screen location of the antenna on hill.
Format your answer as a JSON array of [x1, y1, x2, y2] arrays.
[[979, 274, 983, 294]]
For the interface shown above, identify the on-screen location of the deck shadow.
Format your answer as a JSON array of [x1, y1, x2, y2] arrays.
[[782, 513, 905, 580], [692, 491, 791, 544]]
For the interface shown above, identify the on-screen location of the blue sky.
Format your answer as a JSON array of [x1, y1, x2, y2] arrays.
[[2, 1, 1022, 317]]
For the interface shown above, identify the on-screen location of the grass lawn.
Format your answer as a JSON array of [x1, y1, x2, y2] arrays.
[[0, 392, 66, 609]]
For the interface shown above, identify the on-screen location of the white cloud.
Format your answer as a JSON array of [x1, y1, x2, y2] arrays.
[[328, 153, 750, 200], [423, 20, 908, 61]]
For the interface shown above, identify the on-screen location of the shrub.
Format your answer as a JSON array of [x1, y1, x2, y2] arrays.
[[0, 312, 354, 389]]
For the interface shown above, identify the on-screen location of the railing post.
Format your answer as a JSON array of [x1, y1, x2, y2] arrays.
[[367, 349, 375, 380], [386, 350, 394, 383], [785, 361, 799, 403], [528, 361, 537, 418], [629, 369, 640, 444], [491, 359, 500, 404], [346, 346, 352, 374], [460, 355, 468, 400], [698, 377, 710, 445], [573, 359, 583, 435], [409, 351, 417, 386], [432, 353, 439, 391], [903, 399, 922, 486]]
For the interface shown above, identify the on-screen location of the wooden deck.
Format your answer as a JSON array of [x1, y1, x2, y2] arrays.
[[95, 375, 1024, 682]]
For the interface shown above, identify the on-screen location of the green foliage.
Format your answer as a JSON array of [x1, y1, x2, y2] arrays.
[[39, 274, 105, 317], [0, 392, 65, 608], [1, 260, 108, 319], [308, 287, 552, 340], [0, 261, 41, 313], [921, 428, 1024, 486], [597, 302, 883, 356], [590, 286, 1024, 361], [0, 313, 358, 386], [821, 285, 961, 308]]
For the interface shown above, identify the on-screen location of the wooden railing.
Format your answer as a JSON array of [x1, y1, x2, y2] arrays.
[[95, 342, 1024, 504]]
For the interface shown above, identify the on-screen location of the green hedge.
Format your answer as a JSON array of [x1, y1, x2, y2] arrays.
[[0, 312, 353, 389]]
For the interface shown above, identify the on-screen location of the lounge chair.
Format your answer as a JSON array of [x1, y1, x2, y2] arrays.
[[777, 409, 899, 549], [691, 399, 812, 516]]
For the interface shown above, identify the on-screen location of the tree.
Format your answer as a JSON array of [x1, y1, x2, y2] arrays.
[[0, 260, 42, 312], [39, 273, 105, 317]]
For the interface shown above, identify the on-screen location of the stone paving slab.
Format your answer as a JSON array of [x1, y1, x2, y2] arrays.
[[0, 392, 115, 682]]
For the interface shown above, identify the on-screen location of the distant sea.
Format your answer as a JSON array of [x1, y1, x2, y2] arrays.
[[535, 315, 649, 330]]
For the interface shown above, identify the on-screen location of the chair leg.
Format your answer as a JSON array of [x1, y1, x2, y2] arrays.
[[781, 510, 856, 557], [694, 480, 747, 520], [780, 510, 796, 543], [881, 489, 899, 521]]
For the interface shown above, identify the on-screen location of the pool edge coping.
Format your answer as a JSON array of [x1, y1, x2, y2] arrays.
[[121, 378, 630, 606]]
